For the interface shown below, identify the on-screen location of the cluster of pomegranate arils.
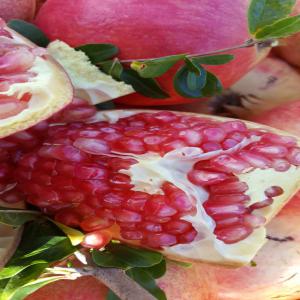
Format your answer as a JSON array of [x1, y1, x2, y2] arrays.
[[0, 98, 299, 249], [0, 19, 41, 120]]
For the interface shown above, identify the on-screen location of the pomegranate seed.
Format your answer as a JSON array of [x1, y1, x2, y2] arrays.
[[102, 193, 124, 208], [264, 186, 284, 198], [114, 209, 142, 223], [221, 121, 247, 133], [215, 216, 242, 228], [203, 127, 226, 143], [167, 191, 194, 213], [1, 190, 23, 203], [62, 105, 97, 122], [163, 220, 192, 234], [188, 169, 229, 186], [211, 155, 252, 174], [179, 129, 202, 145], [222, 139, 239, 150], [204, 203, 247, 217], [215, 225, 253, 244], [251, 145, 288, 158], [145, 195, 177, 217], [287, 147, 300, 166], [81, 230, 112, 249], [238, 150, 272, 169], [116, 137, 146, 154], [139, 222, 162, 233], [243, 214, 266, 228], [80, 216, 114, 231], [55, 210, 81, 227], [109, 173, 133, 189], [73, 138, 110, 155], [144, 233, 177, 248], [202, 142, 222, 152], [120, 230, 143, 240], [75, 164, 107, 180], [125, 192, 149, 212], [0, 99, 27, 120], [261, 133, 297, 147], [272, 159, 291, 172], [249, 198, 274, 211], [209, 194, 250, 204], [210, 180, 248, 194], [178, 229, 198, 244]]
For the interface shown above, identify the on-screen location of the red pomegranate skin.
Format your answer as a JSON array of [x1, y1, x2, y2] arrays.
[[0, 0, 36, 21], [34, 0, 268, 105]]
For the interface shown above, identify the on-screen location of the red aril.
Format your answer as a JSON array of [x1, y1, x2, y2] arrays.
[[34, 0, 269, 106], [0, 19, 73, 139], [9, 110, 300, 266]]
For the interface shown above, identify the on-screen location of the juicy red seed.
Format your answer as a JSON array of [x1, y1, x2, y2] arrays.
[[120, 230, 143, 240], [1, 190, 23, 203], [102, 193, 124, 208], [31, 171, 52, 185], [215, 225, 253, 244], [221, 121, 247, 133], [202, 142, 222, 152], [265, 186, 284, 197], [143, 233, 177, 248], [243, 214, 266, 228], [81, 230, 112, 249], [145, 196, 177, 217], [62, 105, 97, 122], [144, 135, 166, 146], [188, 169, 229, 186], [73, 138, 110, 155], [209, 194, 250, 203], [55, 210, 81, 227], [287, 147, 300, 166], [51, 176, 74, 190], [74, 203, 95, 216], [249, 198, 274, 211], [125, 193, 149, 212], [77, 180, 110, 194], [179, 129, 202, 145], [178, 229, 198, 244], [215, 216, 242, 228], [116, 137, 146, 154], [75, 165, 107, 180], [114, 209, 142, 223], [261, 133, 297, 147], [109, 158, 137, 172], [162, 140, 187, 152], [204, 203, 247, 217], [272, 159, 291, 172], [167, 191, 194, 213], [153, 111, 178, 122], [109, 173, 133, 188], [228, 132, 246, 142], [38, 145, 88, 162], [139, 222, 162, 232], [119, 222, 137, 230], [211, 155, 251, 174], [210, 180, 248, 194], [202, 127, 226, 142], [222, 139, 239, 150], [251, 145, 288, 158], [238, 150, 272, 169], [80, 216, 114, 232], [145, 216, 171, 223], [60, 191, 85, 203], [163, 220, 192, 234], [96, 209, 116, 221]]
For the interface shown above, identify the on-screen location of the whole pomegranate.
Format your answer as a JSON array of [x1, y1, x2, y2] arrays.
[[0, 0, 36, 21], [34, 0, 269, 106]]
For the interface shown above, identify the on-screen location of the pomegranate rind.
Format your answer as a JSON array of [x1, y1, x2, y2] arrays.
[[47, 40, 134, 105], [88, 110, 300, 266], [0, 26, 73, 139], [0, 199, 24, 268]]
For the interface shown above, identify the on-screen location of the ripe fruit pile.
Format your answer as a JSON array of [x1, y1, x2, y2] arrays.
[[2, 107, 299, 265]]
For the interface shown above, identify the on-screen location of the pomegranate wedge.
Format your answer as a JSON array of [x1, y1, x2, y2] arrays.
[[0, 19, 73, 138], [10, 110, 300, 266]]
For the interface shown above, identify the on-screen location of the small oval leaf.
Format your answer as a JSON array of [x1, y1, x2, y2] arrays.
[[0, 209, 41, 227], [131, 54, 186, 78], [120, 69, 169, 99], [192, 54, 235, 65], [202, 71, 223, 97], [98, 58, 124, 80], [140, 259, 166, 279], [7, 20, 50, 47], [76, 44, 119, 64], [92, 250, 128, 269]]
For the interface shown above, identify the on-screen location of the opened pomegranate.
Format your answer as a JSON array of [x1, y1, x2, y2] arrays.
[[4, 109, 298, 265], [0, 19, 73, 138], [34, 0, 269, 106]]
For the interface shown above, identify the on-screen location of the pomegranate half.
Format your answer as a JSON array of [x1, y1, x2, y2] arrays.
[[0, 19, 73, 138], [8, 109, 300, 266]]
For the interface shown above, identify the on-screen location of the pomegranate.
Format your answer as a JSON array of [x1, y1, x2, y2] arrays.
[[0, 19, 73, 138], [0, 0, 36, 21], [213, 55, 300, 119], [4, 109, 299, 266], [34, 0, 269, 106]]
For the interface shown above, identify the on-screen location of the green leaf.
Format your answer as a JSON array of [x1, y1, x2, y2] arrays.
[[10, 276, 62, 300], [107, 243, 163, 268], [248, 0, 296, 34], [0, 209, 41, 227], [96, 100, 116, 110], [7, 20, 50, 47], [0, 263, 48, 300], [50, 220, 84, 246], [140, 259, 166, 279], [184, 58, 202, 75], [255, 15, 300, 39], [201, 72, 223, 97], [192, 54, 235, 65], [98, 59, 124, 80], [168, 260, 193, 268], [126, 268, 167, 300], [92, 250, 128, 269], [76, 44, 119, 64], [106, 290, 122, 300], [173, 65, 207, 98], [130, 54, 186, 78], [120, 69, 169, 99]]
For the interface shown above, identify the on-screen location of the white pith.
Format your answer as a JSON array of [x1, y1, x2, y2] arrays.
[[0, 27, 73, 138], [91, 110, 300, 265], [47, 40, 134, 105]]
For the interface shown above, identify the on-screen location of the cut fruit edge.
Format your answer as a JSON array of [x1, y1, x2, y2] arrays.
[[84, 109, 300, 266], [0, 24, 73, 139]]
